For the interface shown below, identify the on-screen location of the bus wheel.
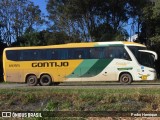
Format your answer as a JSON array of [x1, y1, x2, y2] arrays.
[[39, 75, 52, 86], [119, 73, 132, 84], [27, 75, 38, 86]]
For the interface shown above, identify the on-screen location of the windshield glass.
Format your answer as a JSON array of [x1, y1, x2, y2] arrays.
[[128, 46, 155, 68], [128, 46, 146, 58], [138, 52, 155, 68]]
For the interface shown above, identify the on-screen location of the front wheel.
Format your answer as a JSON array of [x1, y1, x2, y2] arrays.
[[119, 73, 132, 85], [39, 75, 52, 86], [27, 75, 38, 86]]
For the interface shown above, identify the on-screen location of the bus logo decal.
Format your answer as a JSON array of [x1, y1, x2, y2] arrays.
[[32, 62, 69, 67]]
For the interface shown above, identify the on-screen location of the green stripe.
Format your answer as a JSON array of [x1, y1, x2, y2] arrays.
[[117, 67, 133, 71], [80, 59, 113, 77], [67, 59, 98, 78]]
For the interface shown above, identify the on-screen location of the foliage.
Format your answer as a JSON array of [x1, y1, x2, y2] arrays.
[[0, 0, 44, 45], [1, 88, 160, 112], [42, 30, 81, 45], [46, 0, 131, 42], [0, 0, 159, 45], [1, 0, 156, 45], [137, 0, 160, 77], [139, 0, 160, 44], [12, 30, 81, 47]]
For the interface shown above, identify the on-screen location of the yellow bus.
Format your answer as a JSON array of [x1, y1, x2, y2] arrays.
[[3, 41, 158, 86]]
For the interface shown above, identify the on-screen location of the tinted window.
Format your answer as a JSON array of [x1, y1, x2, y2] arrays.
[[108, 46, 131, 60], [39, 49, 49, 60], [46, 49, 59, 60], [71, 48, 87, 59], [6, 50, 20, 61], [22, 50, 39, 60], [90, 47, 106, 59], [138, 52, 155, 68], [58, 49, 68, 59], [128, 46, 146, 59], [6, 46, 130, 61]]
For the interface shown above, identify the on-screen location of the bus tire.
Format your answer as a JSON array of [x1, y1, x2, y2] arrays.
[[39, 75, 52, 86], [119, 73, 132, 85], [27, 75, 38, 86]]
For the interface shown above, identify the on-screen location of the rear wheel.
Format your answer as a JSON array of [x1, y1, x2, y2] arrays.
[[39, 75, 52, 86], [119, 73, 132, 85], [27, 75, 38, 86]]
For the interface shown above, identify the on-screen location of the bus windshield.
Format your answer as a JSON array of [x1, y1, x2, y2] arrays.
[[128, 46, 155, 68], [138, 52, 155, 68]]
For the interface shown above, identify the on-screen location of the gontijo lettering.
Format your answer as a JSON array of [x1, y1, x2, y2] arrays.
[[32, 62, 69, 67]]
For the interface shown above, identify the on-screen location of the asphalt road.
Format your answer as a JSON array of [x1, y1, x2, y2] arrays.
[[1, 82, 160, 89]]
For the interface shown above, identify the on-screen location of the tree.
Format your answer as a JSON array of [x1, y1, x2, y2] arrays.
[[12, 30, 81, 47], [0, 0, 43, 45], [136, 0, 160, 44], [136, 0, 160, 77], [47, 0, 130, 42]]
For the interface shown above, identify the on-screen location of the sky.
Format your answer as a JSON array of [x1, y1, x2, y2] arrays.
[[31, 0, 48, 15], [30, 0, 49, 30], [31, 0, 134, 39]]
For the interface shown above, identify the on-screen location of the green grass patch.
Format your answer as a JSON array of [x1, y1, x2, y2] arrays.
[[0, 88, 160, 112]]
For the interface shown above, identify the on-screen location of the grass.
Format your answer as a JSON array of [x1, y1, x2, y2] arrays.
[[0, 88, 160, 119], [0, 88, 160, 110]]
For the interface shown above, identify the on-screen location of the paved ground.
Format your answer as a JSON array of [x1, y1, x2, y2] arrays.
[[1, 81, 160, 89]]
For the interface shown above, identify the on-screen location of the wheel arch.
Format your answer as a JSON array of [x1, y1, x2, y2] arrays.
[[25, 73, 38, 83], [118, 72, 133, 82], [39, 73, 53, 82]]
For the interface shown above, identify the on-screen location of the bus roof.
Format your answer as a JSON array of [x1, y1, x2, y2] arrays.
[[122, 41, 146, 47], [4, 41, 146, 50]]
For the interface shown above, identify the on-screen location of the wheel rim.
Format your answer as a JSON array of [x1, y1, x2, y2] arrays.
[[29, 78, 36, 84], [121, 75, 130, 83], [41, 77, 50, 84]]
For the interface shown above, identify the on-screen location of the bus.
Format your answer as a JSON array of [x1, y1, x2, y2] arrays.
[[3, 41, 158, 86]]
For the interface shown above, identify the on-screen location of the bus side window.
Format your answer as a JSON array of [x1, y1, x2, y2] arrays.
[[6, 50, 19, 61], [90, 48, 94, 59], [46, 49, 58, 60], [90, 48, 103, 59], [109, 47, 117, 58], [104, 47, 109, 59], [84, 48, 90, 59], [97, 48, 104, 59], [120, 47, 131, 60], [58, 49, 68, 60], [109, 46, 131, 60], [32, 50, 39, 60], [109, 46, 122, 58], [22, 51, 30, 60], [51, 50, 58, 60], [74, 50, 84, 59], [39, 49, 47, 60]]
